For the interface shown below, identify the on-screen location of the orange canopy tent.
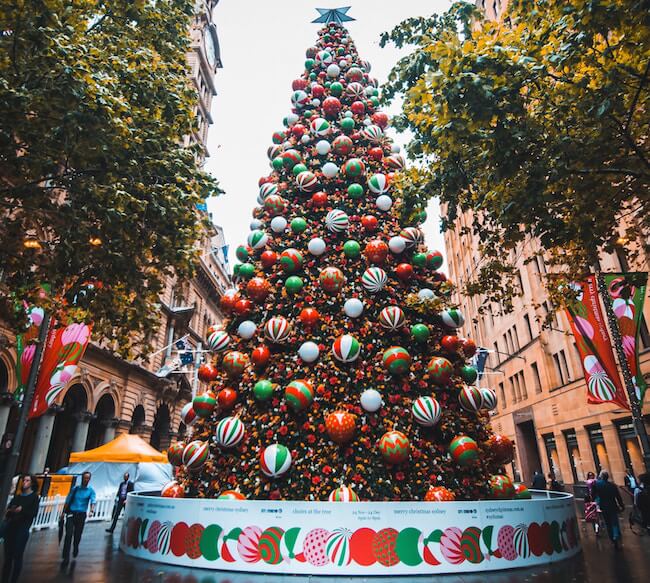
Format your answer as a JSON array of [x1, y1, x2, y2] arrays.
[[69, 433, 167, 464]]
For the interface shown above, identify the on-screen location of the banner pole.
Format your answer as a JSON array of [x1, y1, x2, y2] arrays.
[[0, 312, 51, 510], [597, 274, 650, 473]]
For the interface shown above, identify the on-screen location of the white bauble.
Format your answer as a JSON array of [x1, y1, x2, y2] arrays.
[[418, 288, 436, 300], [298, 341, 320, 363], [250, 219, 263, 230], [391, 144, 401, 153], [344, 298, 364, 318], [316, 140, 331, 156], [270, 216, 287, 233], [322, 162, 339, 178], [326, 64, 341, 78], [363, 118, 372, 126], [311, 98, 321, 107], [308, 237, 326, 256], [237, 320, 257, 340], [344, 111, 353, 118], [360, 389, 383, 413], [301, 134, 311, 145], [338, 59, 348, 69], [286, 113, 299, 126], [388, 236, 406, 254], [376, 195, 393, 211]]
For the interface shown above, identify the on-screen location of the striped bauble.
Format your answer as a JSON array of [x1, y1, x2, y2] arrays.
[[206, 329, 230, 352], [180, 402, 197, 426], [480, 387, 498, 411], [378, 430, 410, 464], [411, 396, 442, 427], [296, 171, 318, 193], [361, 267, 387, 293], [328, 487, 359, 502], [247, 229, 268, 250], [325, 209, 349, 233], [167, 442, 184, 466], [332, 334, 361, 363], [260, 444, 292, 478], [284, 379, 315, 412], [192, 391, 216, 419], [363, 125, 384, 143], [345, 82, 365, 100], [182, 440, 209, 471], [367, 173, 390, 194], [448, 435, 479, 466], [215, 416, 245, 448], [264, 316, 291, 343], [382, 346, 412, 375], [399, 227, 423, 248], [259, 182, 278, 199], [379, 306, 405, 331], [458, 386, 484, 413], [441, 308, 465, 329]]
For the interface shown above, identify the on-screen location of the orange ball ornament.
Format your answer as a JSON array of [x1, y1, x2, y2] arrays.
[[364, 239, 389, 265], [325, 411, 356, 444], [161, 481, 184, 498], [217, 387, 238, 410], [486, 434, 514, 465], [424, 486, 456, 502], [220, 289, 240, 312], [246, 277, 270, 302]]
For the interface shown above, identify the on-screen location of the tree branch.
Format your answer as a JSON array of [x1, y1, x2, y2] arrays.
[[625, 59, 650, 132]]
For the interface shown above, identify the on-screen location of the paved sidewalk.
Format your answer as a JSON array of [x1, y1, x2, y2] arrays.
[[5, 517, 650, 582]]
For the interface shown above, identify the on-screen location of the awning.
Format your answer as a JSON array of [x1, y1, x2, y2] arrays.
[[69, 433, 167, 463]]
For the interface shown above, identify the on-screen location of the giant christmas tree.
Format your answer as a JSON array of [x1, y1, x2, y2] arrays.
[[170, 18, 517, 503]]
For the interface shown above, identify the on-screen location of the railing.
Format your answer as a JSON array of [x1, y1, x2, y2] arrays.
[[30, 495, 114, 532]]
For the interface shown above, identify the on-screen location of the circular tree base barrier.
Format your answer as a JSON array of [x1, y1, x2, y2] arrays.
[[120, 491, 580, 575]]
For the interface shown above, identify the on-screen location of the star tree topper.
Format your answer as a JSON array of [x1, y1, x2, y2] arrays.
[[312, 7, 355, 24]]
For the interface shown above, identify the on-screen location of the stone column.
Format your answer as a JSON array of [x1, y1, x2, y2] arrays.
[[0, 392, 15, 438], [28, 408, 58, 474], [102, 417, 120, 444], [71, 411, 93, 453]]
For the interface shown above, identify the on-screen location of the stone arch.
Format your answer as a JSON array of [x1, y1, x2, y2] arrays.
[[129, 404, 146, 434], [86, 393, 117, 450], [0, 349, 16, 394], [46, 383, 89, 470], [150, 402, 171, 452], [92, 381, 122, 418]]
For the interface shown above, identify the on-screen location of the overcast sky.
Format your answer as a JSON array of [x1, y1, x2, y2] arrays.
[[205, 1, 452, 267]]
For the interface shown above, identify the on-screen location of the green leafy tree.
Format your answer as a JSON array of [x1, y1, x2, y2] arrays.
[[382, 0, 649, 305], [0, 0, 220, 355]]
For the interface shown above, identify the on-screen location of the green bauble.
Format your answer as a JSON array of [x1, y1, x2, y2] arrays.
[[417, 209, 428, 224], [412, 253, 427, 268], [291, 217, 307, 234], [370, 96, 380, 106], [343, 240, 361, 258], [304, 110, 314, 119], [309, 72, 317, 80], [292, 163, 308, 176], [347, 183, 364, 199], [235, 245, 249, 262], [460, 365, 478, 383], [285, 276, 304, 294], [330, 82, 343, 96], [233, 263, 241, 276], [254, 380, 274, 401], [272, 157, 284, 170], [305, 58, 315, 70], [410, 324, 430, 343], [340, 117, 355, 132], [238, 263, 255, 279]]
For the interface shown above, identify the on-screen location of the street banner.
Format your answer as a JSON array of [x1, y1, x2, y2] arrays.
[[473, 347, 489, 382], [602, 272, 648, 403], [565, 275, 629, 409], [28, 322, 92, 419], [13, 306, 46, 402]]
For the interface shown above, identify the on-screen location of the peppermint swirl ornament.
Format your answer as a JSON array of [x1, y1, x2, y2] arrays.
[[399, 227, 423, 248], [480, 387, 498, 411], [363, 124, 384, 143], [296, 170, 318, 193], [361, 267, 387, 293], [378, 306, 405, 331], [264, 316, 291, 344], [259, 182, 278, 200], [441, 308, 465, 329], [328, 487, 359, 502], [310, 117, 330, 136], [215, 416, 245, 448]]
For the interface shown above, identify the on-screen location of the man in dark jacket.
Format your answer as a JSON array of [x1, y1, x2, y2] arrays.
[[105, 472, 134, 534], [531, 471, 546, 490], [593, 470, 625, 549]]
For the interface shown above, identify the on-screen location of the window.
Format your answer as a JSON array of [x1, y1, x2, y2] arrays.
[[553, 353, 567, 385], [498, 382, 506, 407], [615, 420, 644, 476], [503, 334, 509, 356], [542, 433, 563, 482], [516, 271, 524, 295], [524, 313, 534, 341], [493, 342, 500, 365], [507, 330, 514, 353], [531, 362, 542, 393], [510, 377, 517, 403], [519, 371, 527, 400], [587, 424, 610, 475], [512, 326, 520, 351], [559, 349, 571, 381], [563, 429, 582, 483]]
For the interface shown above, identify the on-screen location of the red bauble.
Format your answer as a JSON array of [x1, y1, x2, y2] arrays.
[[217, 388, 238, 410], [368, 147, 384, 161], [325, 411, 356, 444], [260, 250, 278, 269], [291, 124, 307, 139], [234, 298, 252, 316], [350, 100, 365, 115], [197, 363, 218, 383], [311, 84, 326, 98], [251, 345, 271, 368], [246, 277, 270, 302], [322, 96, 342, 117], [220, 289, 239, 312], [361, 215, 378, 232], [441, 335, 461, 353], [364, 240, 389, 264], [424, 486, 456, 502], [395, 263, 414, 282], [487, 434, 514, 465], [311, 191, 328, 208], [161, 482, 184, 498], [462, 338, 478, 357], [292, 78, 308, 91], [258, 176, 273, 186], [371, 112, 389, 128], [299, 307, 320, 328]]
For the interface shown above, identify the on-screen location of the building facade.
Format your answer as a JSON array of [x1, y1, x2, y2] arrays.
[[0, 0, 229, 473]]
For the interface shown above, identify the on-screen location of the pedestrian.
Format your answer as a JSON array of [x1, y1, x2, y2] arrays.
[[592, 470, 625, 549], [1, 474, 40, 583], [548, 473, 563, 492], [623, 466, 638, 499], [531, 470, 546, 490], [583, 472, 601, 535], [585, 471, 597, 497], [634, 473, 650, 534], [106, 472, 134, 534], [61, 471, 96, 568]]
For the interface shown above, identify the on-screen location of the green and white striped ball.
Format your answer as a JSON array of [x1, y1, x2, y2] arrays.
[[260, 444, 292, 478], [182, 440, 209, 471], [332, 334, 361, 363], [310, 117, 330, 136], [363, 125, 384, 143], [325, 209, 349, 233], [326, 527, 353, 567], [441, 309, 465, 329], [367, 173, 390, 194], [412, 396, 442, 427], [215, 416, 245, 448], [480, 388, 498, 411], [207, 330, 230, 352], [247, 229, 268, 250], [361, 267, 387, 293], [259, 182, 278, 200], [328, 487, 359, 502], [399, 227, 423, 248]]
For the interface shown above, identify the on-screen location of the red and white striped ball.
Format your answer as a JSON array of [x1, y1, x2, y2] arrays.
[[379, 306, 405, 331], [182, 440, 209, 471], [264, 316, 291, 344], [458, 386, 484, 413], [328, 486, 359, 502], [215, 416, 245, 448]]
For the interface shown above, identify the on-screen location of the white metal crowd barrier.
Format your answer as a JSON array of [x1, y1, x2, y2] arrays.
[[30, 495, 114, 531]]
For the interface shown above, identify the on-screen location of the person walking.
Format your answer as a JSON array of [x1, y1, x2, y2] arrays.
[[61, 471, 96, 568], [548, 473, 563, 492], [634, 473, 650, 534], [592, 470, 625, 549], [531, 471, 546, 490], [2, 474, 40, 583], [623, 467, 638, 499], [106, 472, 134, 534]]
